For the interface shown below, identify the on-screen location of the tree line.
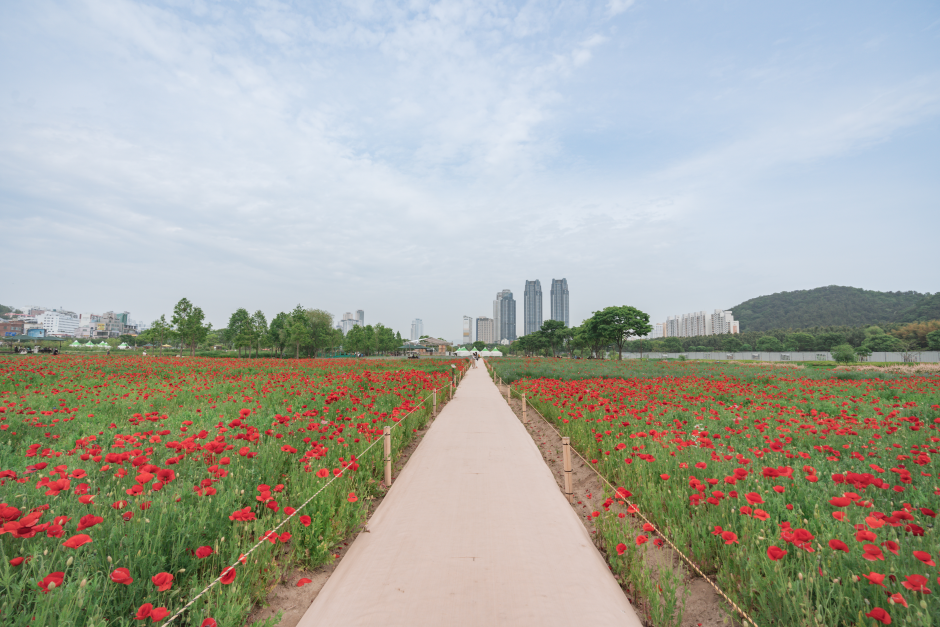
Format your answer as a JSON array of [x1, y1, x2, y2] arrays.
[[135, 299, 406, 358], [505, 305, 652, 359]]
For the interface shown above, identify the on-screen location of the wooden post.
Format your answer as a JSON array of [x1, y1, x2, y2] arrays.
[[433, 390, 437, 417], [562, 437, 573, 503], [383, 427, 392, 487], [522, 393, 527, 424], [507, 384, 511, 402]]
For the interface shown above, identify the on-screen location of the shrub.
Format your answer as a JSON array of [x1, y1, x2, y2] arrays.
[[830, 344, 856, 363], [928, 329, 940, 350]]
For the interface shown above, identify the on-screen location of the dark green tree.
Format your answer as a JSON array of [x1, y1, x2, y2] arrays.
[[587, 306, 652, 360], [539, 319, 568, 357], [831, 344, 856, 363], [756, 336, 783, 352], [228, 308, 253, 357], [928, 329, 940, 351]]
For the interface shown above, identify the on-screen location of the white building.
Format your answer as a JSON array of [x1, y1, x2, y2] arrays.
[[462, 316, 473, 345], [36, 310, 80, 337], [340, 312, 361, 335], [663, 309, 739, 338], [410, 318, 424, 341], [476, 317, 496, 344]]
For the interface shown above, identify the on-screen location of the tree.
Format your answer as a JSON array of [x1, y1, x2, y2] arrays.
[[661, 337, 682, 353], [722, 336, 744, 352], [562, 325, 581, 356], [539, 319, 568, 357], [863, 334, 905, 352], [228, 308, 253, 357], [149, 315, 174, 355], [171, 298, 211, 356], [472, 340, 486, 351], [269, 312, 290, 357], [374, 323, 398, 354], [756, 336, 783, 352], [251, 310, 268, 357], [305, 309, 334, 357], [831, 344, 856, 364], [284, 305, 311, 359], [631, 338, 652, 357], [815, 332, 846, 351], [586, 306, 652, 360], [787, 332, 816, 351], [928, 329, 940, 351]]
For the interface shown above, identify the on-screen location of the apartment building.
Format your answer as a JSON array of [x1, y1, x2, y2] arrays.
[[476, 317, 495, 344], [493, 289, 516, 342], [410, 318, 424, 341], [550, 278, 569, 327], [462, 316, 473, 345], [663, 309, 739, 338], [523, 280, 542, 336], [36, 310, 80, 336]]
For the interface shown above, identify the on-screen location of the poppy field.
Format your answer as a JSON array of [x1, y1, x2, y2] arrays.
[[492, 358, 940, 627], [0, 355, 460, 627]]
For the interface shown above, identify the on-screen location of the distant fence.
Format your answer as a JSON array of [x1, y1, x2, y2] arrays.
[[619, 351, 940, 363]]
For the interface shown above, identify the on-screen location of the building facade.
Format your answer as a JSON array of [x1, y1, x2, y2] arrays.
[[475, 317, 495, 344], [663, 309, 739, 338], [356, 310, 364, 326], [410, 318, 424, 341], [36, 310, 80, 337], [494, 289, 516, 342], [523, 280, 542, 336], [462, 316, 473, 345], [0, 320, 24, 337], [340, 312, 361, 335], [550, 278, 569, 327]]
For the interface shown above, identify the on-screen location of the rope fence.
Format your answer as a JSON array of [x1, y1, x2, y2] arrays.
[[160, 368, 466, 627], [485, 360, 759, 627]]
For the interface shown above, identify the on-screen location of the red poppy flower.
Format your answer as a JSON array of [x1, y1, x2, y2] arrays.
[[745, 492, 763, 505], [195, 546, 213, 559], [38, 571, 64, 594], [766, 546, 787, 561], [863, 572, 886, 588], [616, 542, 628, 555], [150, 607, 169, 621], [300, 515, 311, 527], [829, 497, 851, 507], [220, 566, 237, 585], [296, 578, 313, 587], [721, 531, 739, 545], [636, 535, 648, 546], [110, 567, 134, 585], [901, 574, 931, 593], [642, 523, 655, 532], [862, 544, 885, 561], [201, 620, 217, 627], [864, 607, 890, 624], [828, 539, 849, 553], [832, 511, 846, 521], [753, 509, 769, 521], [913, 551, 936, 567], [347, 492, 358, 503], [229, 507, 256, 522], [316, 468, 329, 478], [135, 603, 153, 620], [152, 572, 173, 591], [10, 557, 26, 566], [62, 534, 92, 549], [711, 525, 723, 535], [77, 515, 104, 531], [659, 474, 670, 481], [889, 593, 908, 608], [881, 540, 900, 556]]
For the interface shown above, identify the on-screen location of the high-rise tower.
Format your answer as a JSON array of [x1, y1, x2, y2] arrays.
[[550, 278, 569, 327], [523, 280, 542, 336], [494, 289, 516, 342]]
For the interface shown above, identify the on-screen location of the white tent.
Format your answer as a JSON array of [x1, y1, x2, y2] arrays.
[[489, 349, 503, 357], [455, 348, 472, 356], [479, 349, 492, 356]]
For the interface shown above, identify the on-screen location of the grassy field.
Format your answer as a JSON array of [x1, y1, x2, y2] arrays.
[[490, 357, 940, 627], [0, 355, 462, 627]]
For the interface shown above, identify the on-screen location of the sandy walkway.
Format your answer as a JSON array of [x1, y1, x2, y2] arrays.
[[296, 360, 642, 627]]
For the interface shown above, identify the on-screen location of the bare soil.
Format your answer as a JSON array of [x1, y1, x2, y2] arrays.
[[494, 378, 742, 627]]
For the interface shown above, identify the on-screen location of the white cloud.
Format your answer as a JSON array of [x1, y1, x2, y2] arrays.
[[606, 0, 635, 18]]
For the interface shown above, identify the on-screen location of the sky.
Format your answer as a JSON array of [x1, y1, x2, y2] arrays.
[[2, 0, 939, 342]]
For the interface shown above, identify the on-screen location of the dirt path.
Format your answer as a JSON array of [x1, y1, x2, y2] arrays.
[[492, 372, 741, 627]]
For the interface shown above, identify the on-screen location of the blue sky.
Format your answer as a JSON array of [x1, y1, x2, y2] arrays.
[[2, 0, 938, 341]]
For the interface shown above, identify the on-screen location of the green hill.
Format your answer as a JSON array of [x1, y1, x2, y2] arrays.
[[729, 286, 935, 331]]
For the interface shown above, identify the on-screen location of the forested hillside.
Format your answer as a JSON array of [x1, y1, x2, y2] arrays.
[[729, 286, 934, 331]]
